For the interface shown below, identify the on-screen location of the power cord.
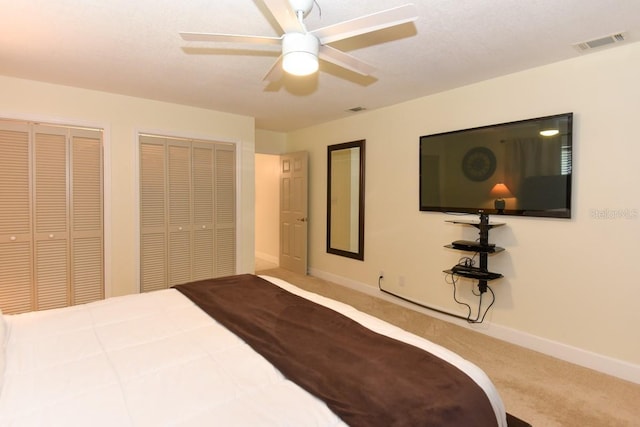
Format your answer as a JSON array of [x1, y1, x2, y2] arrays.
[[449, 273, 495, 323], [380, 271, 495, 324], [458, 256, 475, 268], [379, 274, 492, 323], [378, 275, 472, 322]]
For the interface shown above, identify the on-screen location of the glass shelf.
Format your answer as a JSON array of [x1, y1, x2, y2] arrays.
[[443, 268, 503, 281], [444, 244, 504, 254], [445, 219, 505, 229]]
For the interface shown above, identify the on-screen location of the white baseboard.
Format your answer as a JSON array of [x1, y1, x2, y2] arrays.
[[309, 267, 640, 385]]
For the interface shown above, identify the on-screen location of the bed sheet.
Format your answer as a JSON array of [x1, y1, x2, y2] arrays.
[[0, 275, 506, 426]]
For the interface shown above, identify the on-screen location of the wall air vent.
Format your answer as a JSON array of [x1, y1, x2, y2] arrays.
[[573, 32, 627, 52], [347, 106, 367, 112]]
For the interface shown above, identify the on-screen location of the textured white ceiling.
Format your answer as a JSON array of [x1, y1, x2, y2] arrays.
[[1, 0, 639, 131]]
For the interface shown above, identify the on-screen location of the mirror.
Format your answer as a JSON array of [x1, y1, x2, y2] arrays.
[[327, 140, 365, 260]]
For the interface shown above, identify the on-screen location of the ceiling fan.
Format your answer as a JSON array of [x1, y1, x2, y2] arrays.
[[180, 0, 418, 82]]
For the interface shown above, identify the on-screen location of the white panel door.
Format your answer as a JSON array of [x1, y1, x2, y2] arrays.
[[279, 151, 308, 274]]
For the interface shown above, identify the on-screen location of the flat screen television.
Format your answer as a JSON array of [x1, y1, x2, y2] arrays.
[[419, 113, 573, 218]]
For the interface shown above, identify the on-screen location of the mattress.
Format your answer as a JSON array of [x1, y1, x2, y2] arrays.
[[0, 275, 507, 426]]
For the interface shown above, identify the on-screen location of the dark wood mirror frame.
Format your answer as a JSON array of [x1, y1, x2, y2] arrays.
[[326, 140, 365, 260]]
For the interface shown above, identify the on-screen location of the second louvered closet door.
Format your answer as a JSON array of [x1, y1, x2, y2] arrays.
[[139, 135, 235, 292]]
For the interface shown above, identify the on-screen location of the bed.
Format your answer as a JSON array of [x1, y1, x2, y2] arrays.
[[0, 274, 508, 426]]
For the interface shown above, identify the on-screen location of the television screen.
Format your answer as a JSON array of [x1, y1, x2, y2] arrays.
[[419, 113, 573, 218]]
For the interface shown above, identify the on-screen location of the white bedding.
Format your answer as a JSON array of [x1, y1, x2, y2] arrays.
[[0, 275, 507, 426]]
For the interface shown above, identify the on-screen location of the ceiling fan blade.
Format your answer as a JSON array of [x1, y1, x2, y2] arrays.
[[180, 32, 282, 45], [318, 45, 376, 76], [263, 55, 284, 82], [311, 4, 418, 45], [262, 0, 304, 34]]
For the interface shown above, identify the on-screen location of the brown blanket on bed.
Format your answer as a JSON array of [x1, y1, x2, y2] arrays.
[[174, 274, 498, 427]]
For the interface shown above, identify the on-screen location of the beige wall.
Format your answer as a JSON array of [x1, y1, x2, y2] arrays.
[[256, 129, 287, 154], [286, 41, 640, 374], [0, 75, 256, 297]]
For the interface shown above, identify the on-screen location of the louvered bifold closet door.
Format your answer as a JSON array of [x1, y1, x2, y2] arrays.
[[214, 144, 236, 276], [33, 125, 70, 310], [0, 122, 103, 314], [70, 129, 104, 305], [192, 142, 215, 281], [167, 141, 192, 286], [139, 136, 236, 292], [0, 122, 33, 314], [140, 137, 168, 292]]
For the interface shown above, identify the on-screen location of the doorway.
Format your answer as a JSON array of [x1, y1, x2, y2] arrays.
[[255, 153, 280, 270], [254, 152, 308, 274]]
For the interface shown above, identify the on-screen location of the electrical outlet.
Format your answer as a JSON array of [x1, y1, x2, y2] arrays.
[[398, 276, 405, 286], [378, 270, 384, 279]]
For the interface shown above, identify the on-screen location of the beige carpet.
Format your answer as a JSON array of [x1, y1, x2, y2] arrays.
[[257, 267, 640, 426]]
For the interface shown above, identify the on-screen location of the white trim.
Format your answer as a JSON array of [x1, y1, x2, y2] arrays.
[[101, 126, 112, 299], [235, 139, 243, 275], [309, 267, 640, 385], [132, 129, 142, 294]]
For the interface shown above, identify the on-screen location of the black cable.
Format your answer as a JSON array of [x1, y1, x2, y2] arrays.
[[450, 274, 472, 319], [472, 281, 482, 297], [469, 291, 483, 322], [458, 256, 475, 268], [471, 251, 479, 265], [378, 274, 495, 324], [378, 275, 472, 322], [477, 285, 495, 323]]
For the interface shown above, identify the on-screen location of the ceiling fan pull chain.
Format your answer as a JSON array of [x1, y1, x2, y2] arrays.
[[313, 0, 322, 19]]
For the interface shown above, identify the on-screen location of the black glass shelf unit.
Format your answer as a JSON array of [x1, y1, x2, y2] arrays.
[[444, 213, 505, 291]]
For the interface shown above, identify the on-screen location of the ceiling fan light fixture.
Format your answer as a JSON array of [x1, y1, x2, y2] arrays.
[[282, 33, 319, 76], [283, 51, 318, 75]]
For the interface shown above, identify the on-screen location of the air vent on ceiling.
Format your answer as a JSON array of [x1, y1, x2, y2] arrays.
[[347, 106, 367, 112], [573, 32, 627, 52]]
